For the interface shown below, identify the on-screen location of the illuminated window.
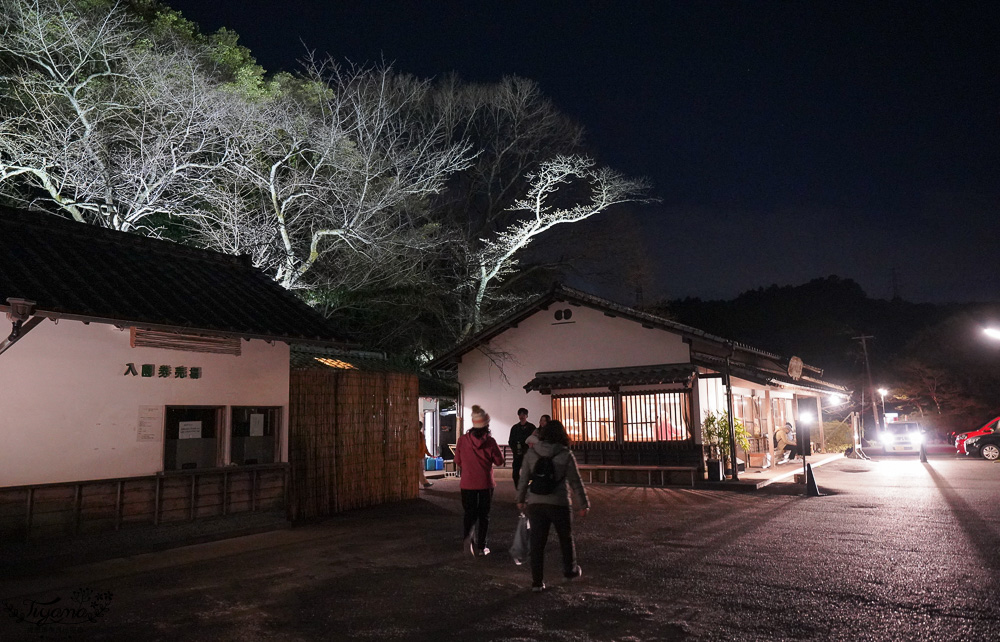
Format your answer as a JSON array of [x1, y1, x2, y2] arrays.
[[552, 394, 616, 442], [621, 391, 690, 442], [315, 357, 357, 369], [552, 390, 691, 443]]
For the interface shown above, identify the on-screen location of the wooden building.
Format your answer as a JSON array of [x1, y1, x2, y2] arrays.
[[0, 208, 344, 540], [429, 285, 847, 480]]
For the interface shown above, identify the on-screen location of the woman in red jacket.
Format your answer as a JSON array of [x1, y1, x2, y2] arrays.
[[454, 404, 504, 556]]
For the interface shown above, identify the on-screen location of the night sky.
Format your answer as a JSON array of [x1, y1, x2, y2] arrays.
[[166, 0, 1000, 304]]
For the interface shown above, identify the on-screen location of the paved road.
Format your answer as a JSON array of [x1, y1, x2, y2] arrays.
[[1, 453, 998, 641]]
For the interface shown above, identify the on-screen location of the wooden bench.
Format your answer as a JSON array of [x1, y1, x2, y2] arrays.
[[577, 464, 697, 488]]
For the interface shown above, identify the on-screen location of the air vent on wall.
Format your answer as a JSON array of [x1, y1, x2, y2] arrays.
[[131, 328, 242, 355]]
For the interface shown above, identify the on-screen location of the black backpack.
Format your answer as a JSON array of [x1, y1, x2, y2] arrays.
[[528, 454, 563, 495]]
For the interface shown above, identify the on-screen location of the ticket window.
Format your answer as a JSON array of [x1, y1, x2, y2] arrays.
[[230, 407, 281, 465], [164, 406, 223, 471]]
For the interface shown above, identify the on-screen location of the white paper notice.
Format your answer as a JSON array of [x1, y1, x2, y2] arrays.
[[137, 406, 163, 442], [250, 413, 265, 437], [178, 420, 202, 439]]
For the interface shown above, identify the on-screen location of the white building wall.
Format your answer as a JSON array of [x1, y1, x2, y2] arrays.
[[0, 320, 290, 487], [697, 377, 727, 419], [457, 304, 691, 444]]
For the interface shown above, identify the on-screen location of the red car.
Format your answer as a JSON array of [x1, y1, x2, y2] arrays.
[[956, 416, 1000, 455]]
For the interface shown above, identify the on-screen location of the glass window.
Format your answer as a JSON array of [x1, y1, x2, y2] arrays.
[[553, 391, 691, 443], [164, 406, 222, 470], [621, 392, 690, 442], [230, 407, 280, 465], [552, 395, 616, 442]]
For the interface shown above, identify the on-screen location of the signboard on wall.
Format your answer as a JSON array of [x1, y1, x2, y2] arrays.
[[178, 421, 203, 439], [137, 406, 163, 442], [250, 413, 265, 436]]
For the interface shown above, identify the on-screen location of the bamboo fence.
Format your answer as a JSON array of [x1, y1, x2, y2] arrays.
[[289, 368, 419, 519]]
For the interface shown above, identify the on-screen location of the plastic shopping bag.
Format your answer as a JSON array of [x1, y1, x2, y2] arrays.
[[509, 513, 530, 565]]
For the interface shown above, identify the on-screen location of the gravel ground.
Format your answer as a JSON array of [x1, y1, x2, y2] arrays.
[[1, 454, 998, 641]]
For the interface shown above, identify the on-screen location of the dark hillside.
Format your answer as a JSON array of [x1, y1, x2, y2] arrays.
[[649, 276, 947, 379]]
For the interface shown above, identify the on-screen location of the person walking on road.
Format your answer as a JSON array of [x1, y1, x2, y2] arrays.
[[508, 408, 536, 488], [515, 419, 589, 592], [455, 405, 505, 556]]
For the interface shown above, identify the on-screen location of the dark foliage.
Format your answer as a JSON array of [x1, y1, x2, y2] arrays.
[[650, 275, 1000, 433]]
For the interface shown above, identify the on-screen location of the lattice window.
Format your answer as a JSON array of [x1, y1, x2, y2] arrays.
[[552, 390, 691, 443], [552, 394, 616, 442], [621, 391, 690, 442]]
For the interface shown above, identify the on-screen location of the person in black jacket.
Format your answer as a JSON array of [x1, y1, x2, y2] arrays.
[[508, 408, 536, 488]]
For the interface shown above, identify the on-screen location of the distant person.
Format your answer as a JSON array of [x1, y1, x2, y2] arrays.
[[454, 405, 505, 556], [516, 419, 589, 592], [775, 422, 801, 461], [508, 408, 537, 488], [526, 414, 550, 449], [417, 422, 434, 489]]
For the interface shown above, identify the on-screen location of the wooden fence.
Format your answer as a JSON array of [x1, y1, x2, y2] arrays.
[[288, 368, 419, 519], [0, 464, 287, 542]]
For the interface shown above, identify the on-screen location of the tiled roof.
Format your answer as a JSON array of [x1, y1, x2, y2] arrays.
[[524, 363, 697, 392], [0, 207, 344, 344], [690, 351, 848, 394]]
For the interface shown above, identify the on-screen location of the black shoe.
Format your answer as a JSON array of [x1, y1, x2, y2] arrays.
[[564, 565, 583, 580], [531, 584, 546, 592]]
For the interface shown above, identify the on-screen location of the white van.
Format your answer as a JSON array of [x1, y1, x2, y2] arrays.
[[879, 421, 924, 454]]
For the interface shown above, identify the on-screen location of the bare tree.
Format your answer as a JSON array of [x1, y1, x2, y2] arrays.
[[462, 155, 653, 337], [193, 61, 473, 293], [429, 75, 586, 240], [0, 1, 657, 358], [0, 0, 246, 233]]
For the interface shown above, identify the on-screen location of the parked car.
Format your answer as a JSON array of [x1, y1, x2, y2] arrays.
[[878, 421, 924, 455], [955, 416, 1000, 455], [964, 422, 1000, 461]]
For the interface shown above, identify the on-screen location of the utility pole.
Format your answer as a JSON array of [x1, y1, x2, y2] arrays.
[[725, 344, 739, 481], [854, 335, 880, 439]]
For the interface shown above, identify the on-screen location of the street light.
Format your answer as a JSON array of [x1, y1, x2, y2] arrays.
[[985, 328, 1000, 341], [877, 387, 888, 423]]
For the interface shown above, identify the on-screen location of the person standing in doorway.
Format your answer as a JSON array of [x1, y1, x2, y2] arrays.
[[516, 419, 589, 592], [508, 408, 537, 488], [454, 405, 504, 556]]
